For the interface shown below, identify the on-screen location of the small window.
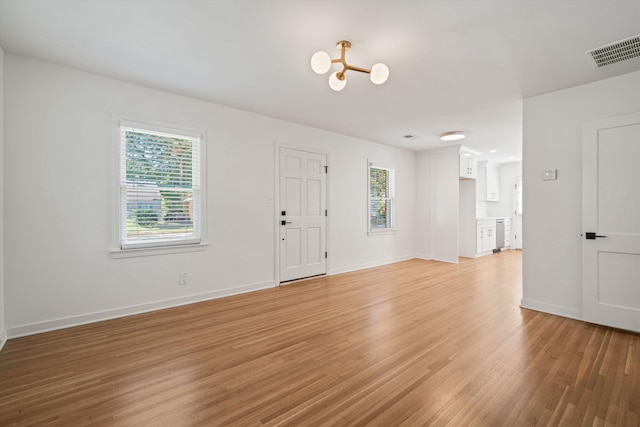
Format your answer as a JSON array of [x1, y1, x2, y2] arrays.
[[368, 162, 396, 233], [117, 119, 203, 250]]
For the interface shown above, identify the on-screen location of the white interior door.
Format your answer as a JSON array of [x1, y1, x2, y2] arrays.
[[583, 112, 640, 333], [279, 148, 327, 282]]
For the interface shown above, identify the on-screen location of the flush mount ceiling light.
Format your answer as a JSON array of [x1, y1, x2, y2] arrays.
[[440, 131, 466, 141], [310, 40, 389, 91]]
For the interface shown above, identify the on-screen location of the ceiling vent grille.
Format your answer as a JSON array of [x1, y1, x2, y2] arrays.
[[587, 35, 640, 68]]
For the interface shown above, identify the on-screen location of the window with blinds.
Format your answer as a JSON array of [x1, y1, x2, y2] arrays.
[[119, 120, 202, 249], [368, 163, 396, 232]]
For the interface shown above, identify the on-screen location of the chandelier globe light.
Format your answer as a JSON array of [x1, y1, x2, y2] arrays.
[[310, 40, 389, 91]]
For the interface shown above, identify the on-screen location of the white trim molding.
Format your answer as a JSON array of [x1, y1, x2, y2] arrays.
[[7, 280, 275, 339], [520, 298, 583, 322], [330, 255, 414, 276]]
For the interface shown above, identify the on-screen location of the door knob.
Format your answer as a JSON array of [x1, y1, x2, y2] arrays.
[[585, 232, 606, 239]]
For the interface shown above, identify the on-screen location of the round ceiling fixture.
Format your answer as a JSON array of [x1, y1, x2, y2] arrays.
[[440, 131, 466, 141]]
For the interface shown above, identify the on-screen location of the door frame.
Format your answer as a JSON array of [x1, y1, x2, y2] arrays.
[[274, 142, 330, 285], [513, 176, 523, 250]]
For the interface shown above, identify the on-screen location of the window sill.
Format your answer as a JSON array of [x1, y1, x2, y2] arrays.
[[110, 242, 209, 259], [368, 228, 398, 236]]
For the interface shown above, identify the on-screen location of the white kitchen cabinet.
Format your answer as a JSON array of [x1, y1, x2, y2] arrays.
[[459, 146, 481, 180], [477, 219, 497, 253], [476, 221, 484, 253], [476, 161, 487, 200], [504, 218, 512, 247], [459, 153, 478, 179], [476, 162, 500, 202], [486, 166, 500, 201], [482, 219, 497, 252]]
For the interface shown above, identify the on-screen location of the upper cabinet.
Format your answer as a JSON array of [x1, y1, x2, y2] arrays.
[[486, 166, 500, 201], [477, 161, 500, 202], [459, 146, 482, 180]]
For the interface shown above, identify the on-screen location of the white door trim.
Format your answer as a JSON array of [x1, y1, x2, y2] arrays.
[[274, 142, 330, 285]]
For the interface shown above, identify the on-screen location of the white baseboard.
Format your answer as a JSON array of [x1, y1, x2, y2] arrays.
[[330, 255, 415, 275], [6, 280, 275, 339], [520, 298, 583, 321], [0, 330, 6, 352], [429, 257, 459, 264], [413, 253, 431, 261]]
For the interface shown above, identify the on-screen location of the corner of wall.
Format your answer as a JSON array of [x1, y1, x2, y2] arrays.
[[414, 151, 431, 259], [0, 45, 6, 351]]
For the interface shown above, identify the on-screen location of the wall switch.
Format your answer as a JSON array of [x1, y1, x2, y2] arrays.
[[179, 273, 188, 285], [543, 169, 557, 180]]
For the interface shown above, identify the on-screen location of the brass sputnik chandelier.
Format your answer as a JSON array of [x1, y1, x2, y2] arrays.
[[310, 40, 389, 91]]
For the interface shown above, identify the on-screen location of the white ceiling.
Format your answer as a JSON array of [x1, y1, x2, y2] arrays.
[[1, 0, 639, 163]]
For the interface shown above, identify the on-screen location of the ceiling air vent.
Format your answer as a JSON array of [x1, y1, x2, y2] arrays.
[[586, 35, 640, 68]]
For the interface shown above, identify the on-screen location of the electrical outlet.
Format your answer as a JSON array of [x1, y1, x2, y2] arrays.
[[179, 273, 188, 285]]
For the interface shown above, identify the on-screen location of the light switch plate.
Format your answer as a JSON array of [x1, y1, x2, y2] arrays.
[[543, 169, 557, 180]]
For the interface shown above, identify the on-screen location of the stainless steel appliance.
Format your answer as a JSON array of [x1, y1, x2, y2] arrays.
[[496, 219, 505, 249]]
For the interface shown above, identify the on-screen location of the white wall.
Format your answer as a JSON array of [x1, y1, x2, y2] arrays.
[[458, 179, 477, 258], [0, 45, 5, 349], [3, 54, 417, 336], [429, 147, 459, 263], [414, 151, 431, 259], [522, 71, 640, 319]]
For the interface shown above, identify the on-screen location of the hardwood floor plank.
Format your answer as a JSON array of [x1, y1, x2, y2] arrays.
[[1, 251, 638, 426]]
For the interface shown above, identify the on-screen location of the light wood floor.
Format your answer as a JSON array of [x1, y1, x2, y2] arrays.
[[1, 251, 638, 426]]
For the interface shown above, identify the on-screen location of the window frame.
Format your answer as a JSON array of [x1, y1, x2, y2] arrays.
[[368, 161, 397, 235], [111, 115, 207, 258]]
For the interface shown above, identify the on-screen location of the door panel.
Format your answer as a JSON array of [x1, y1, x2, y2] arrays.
[[285, 228, 301, 267], [307, 227, 322, 264], [597, 252, 640, 309], [279, 148, 327, 282], [307, 179, 321, 216], [597, 130, 640, 234], [285, 177, 301, 216], [583, 112, 640, 332]]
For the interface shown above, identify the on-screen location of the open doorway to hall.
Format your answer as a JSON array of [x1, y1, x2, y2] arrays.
[[459, 161, 523, 260]]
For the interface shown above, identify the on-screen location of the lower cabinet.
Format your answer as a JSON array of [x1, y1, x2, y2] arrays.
[[504, 218, 512, 248], [477, 219, 497, 253], [476, 217, 513, 255]]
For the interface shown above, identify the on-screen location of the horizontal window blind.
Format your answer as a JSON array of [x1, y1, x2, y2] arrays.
[[120, 124, 201, 249]]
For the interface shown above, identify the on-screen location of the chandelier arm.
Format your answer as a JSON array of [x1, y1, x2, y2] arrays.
[[344, 64, 371, 74]]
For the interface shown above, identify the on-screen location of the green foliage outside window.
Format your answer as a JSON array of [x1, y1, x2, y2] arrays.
[[369, 166, 394, 230], [126, 130, 194, 234]]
